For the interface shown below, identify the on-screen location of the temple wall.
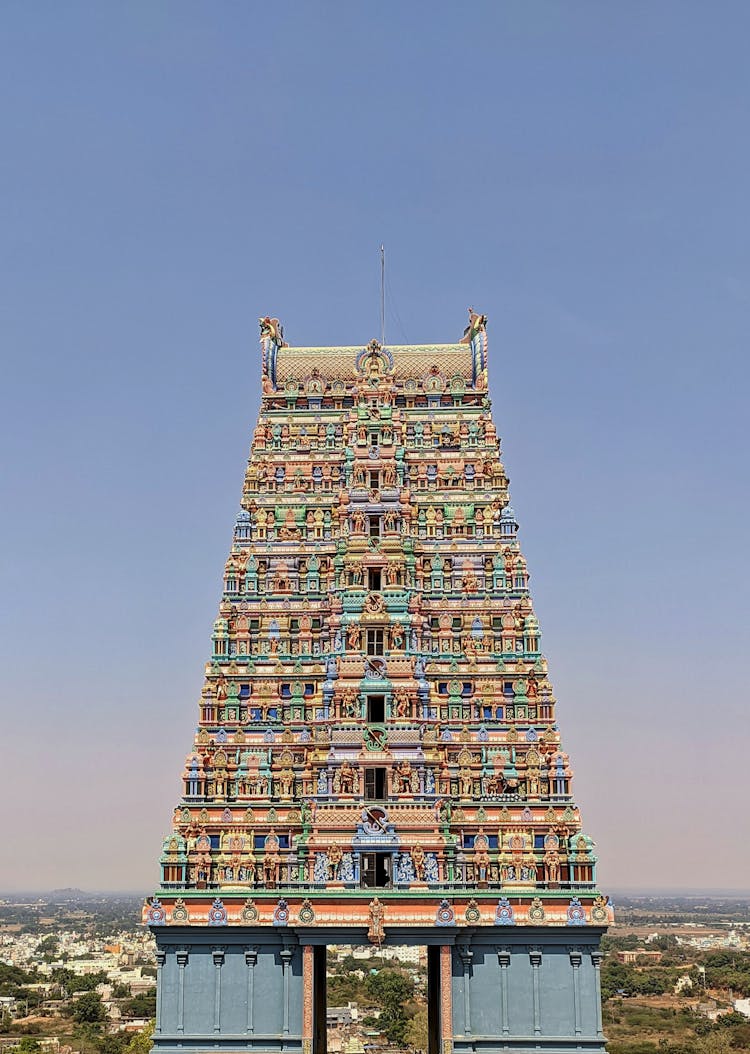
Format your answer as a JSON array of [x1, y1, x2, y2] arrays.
[[154, 929, 303, 1054], [451, 930, 606, 1054], [151, 925, 606, 1054]]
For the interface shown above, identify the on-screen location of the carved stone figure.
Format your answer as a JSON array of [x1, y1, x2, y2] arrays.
[[411, 844, 426, 881], [263, 851, 280, 886], [338, 761, 355, 794], [394, 759, 413, 793], [394, 688, 410, 718], [327, 844, 343, 880], [367, 897, 385, 946]]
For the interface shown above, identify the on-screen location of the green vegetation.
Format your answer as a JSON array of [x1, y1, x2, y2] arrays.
[[0, 963, 42, 998], [15, 1040, 42, 1054], [326, 952, 426, 1048], [602, 960, 672, 998], [403, 1005, 429, 1051], [72, 992, 106, 1024], [365, 968, 414, 1044], [702, 952, 750, 998], [603, 998, 750, 1052], [123, 1022, 155, 1054], [121, 992, 156, 1019], [599, 933, 750, 1053], [51, 967, 109, 994]]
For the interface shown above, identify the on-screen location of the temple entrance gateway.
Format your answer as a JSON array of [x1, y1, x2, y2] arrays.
[[146, 316, 613, 1054], [150, 924, 608, 1054], [322, 943, 433, 1054]]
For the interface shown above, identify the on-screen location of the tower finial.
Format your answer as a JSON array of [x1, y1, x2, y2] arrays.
[[258, 316, 287, 348], [259, 316, 287, 392], [459, 307, 488, 344]]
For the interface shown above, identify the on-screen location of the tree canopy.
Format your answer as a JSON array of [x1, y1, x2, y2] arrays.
[[72, 991, 106, 1024]]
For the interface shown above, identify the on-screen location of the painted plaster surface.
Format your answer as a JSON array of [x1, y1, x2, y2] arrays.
[[147, 312, 610, 1053]]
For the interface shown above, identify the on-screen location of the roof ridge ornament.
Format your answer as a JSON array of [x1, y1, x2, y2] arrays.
[[460, 306, 488, 344], [258, 316, 287, 348], [259, 316, 287, 391], [355, 339, 394, 381], [459, 306, 489, 388]]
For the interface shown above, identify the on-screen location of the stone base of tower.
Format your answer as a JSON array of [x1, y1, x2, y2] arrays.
[[151, 925, 606, 1054], [152, 928, 304, 1054], [449, 930, 607, 1054]]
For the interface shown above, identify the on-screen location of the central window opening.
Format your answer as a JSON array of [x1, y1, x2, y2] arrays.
[[366, 630, 384, 657], [366, 695, 385, 722], [320, 944, 439, 1054], [367, 568, 382, 591], [364, 767, 386, 800], [369, 516, 381, 538], [360, 852, 392, 888], [369, 470, 380, 490]]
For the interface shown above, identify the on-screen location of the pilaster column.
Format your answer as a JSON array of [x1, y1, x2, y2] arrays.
[[154, 949, 166, 1034], [302, 944, 314, 1054], [568, 948, 582, 1036], [176, 948, 189, 1034], [439, 944, 453, 1054], [591, 949, 604, 1038], [245, 947, 258, 1033], [529, 947, 542, 1036], [457, 944, 473, 1036], [212, 948, 225, 1033], [496, 948, 510, 1036], [280, 942, 295, 1036]]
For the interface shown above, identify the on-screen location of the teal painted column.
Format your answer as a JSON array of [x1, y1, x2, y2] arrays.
[[245, 946, 258, 1033]]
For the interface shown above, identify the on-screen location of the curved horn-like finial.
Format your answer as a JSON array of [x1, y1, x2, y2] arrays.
[[460, 308, 488, 344], [258, 316, 287, 347]]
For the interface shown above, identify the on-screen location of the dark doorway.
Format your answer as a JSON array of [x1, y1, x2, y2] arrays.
[[364, 767, 386, 800], [314, 945, 327, 1054], [427, 946, 440, 1054], [366, 695, 385, 722], [360, 852, 391, 888]]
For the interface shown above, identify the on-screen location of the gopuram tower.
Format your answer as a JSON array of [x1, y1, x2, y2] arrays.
[[146, 311, 613, 1054]]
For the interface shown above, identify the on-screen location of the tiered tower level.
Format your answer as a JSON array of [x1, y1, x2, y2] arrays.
[[146, 312, 613, 1054]]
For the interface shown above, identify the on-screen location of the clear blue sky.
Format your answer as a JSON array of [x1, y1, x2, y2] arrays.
[[1, 2, 748, 893]]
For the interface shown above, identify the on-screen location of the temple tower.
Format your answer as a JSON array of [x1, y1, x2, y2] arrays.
[[146, 311, 612, 1054]]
